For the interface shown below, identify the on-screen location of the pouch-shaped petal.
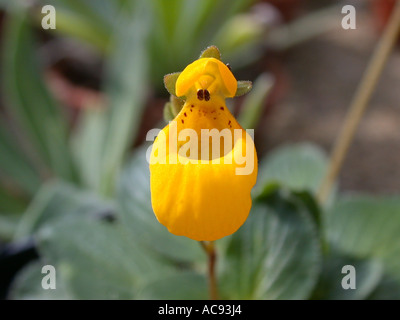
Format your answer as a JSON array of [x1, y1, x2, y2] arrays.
[[150, 52, 257, 241], [150, 108, 257, 241]]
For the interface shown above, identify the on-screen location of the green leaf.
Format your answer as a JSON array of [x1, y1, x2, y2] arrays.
[[151, 0, 182, 41], [326, 195, 400, 299], [12, 179, 172, 300], [148, 0, 256, 86], [47, 9, 110, 53], [34, 0, 117, 53], [211, 9, 265, 66], [117, 147, 204, 263], [71, 107, 107, 191], [311, 251, 383, 300], [172, 1, 216, 54], [49, 0, 116, 30], [8, 261, 73, 300], [255, 143, 330, 197], [138, 271, 208, 300], [257, 185, 326, 250], [0, 185, 27, 214], [237, 73, 274, 129], [2, 12, 76, 181], [327, 196, 400, 260], [99, 1, 151, 195], [0, 213, 20, 241], [14, 181, 113, 239], [173, 0, 254, 58], [254, 143, 331, 251], [219, 189, 321, 299], [0, 120, 41, 195], [368, 274, 400, 300], [327, 196, 400, 267], [36, 217, 170, 299]]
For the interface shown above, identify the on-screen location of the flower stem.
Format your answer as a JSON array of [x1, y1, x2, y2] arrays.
[[200, 241, 219, 300], [317, 1, 400, 204]]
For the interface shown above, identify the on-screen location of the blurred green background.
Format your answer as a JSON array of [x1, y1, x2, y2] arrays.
[[0, 0, 400, 300]]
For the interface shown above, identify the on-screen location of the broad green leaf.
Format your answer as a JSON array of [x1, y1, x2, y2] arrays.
[[219, 190, 321, 299], [327, 196, 400, 261], [36, 217, 171, 300], [256, 185, 325, 250], [15, 182, 113, 239], [138, 271, 208, 300], [255, 143, 329, 197], [311, 250, 383, 300], [368, 274, 400, 300], [2, 12, 76, 181], [326, 196, 400, 299], [292, 190, 323, 229], [117, 147, 204, 263], [8, 260, 73, 300]]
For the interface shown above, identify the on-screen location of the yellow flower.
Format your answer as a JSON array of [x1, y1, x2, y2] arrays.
[[150, 49, 258, 241]]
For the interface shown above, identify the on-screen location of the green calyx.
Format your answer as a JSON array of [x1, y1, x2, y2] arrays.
[[199, 45, 221, 60], [163, 95, 184, 122], [163, 46, 253, 122], [163, 72, 181, 97], [235, 81, 253, 97]]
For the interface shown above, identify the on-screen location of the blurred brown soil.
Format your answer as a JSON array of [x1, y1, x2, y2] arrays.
[[258, 11, 400, 194]]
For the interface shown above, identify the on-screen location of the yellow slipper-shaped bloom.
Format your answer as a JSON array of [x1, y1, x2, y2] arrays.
[[150, 50, 258, 241]]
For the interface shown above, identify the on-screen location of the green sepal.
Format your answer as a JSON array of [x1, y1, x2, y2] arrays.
[[163, 102, 175, 122], [235, 80, 252, 97], [170, 95, 184, 114], [199, 45, 221, 60], [163, 72, 181, 96], [163, 95, 184, 122]]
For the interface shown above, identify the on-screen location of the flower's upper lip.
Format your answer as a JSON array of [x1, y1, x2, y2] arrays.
[[176, 58, 237, 98]]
